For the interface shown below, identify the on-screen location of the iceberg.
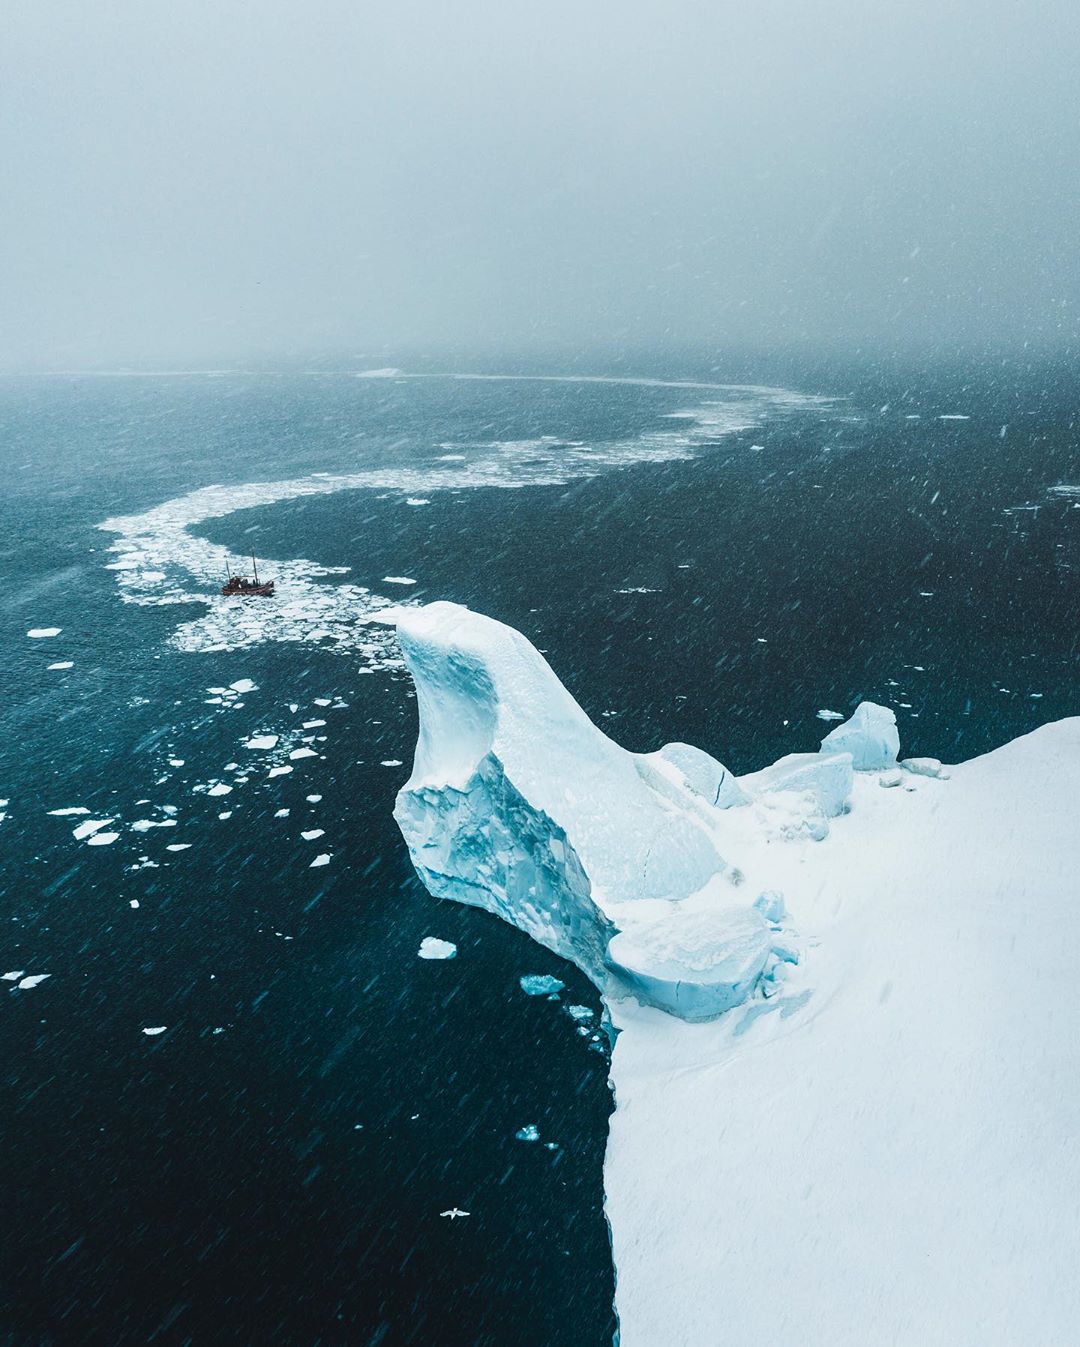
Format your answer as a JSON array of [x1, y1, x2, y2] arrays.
[[393, 602, 783, 1006], [392, 602, 1080, 1345]]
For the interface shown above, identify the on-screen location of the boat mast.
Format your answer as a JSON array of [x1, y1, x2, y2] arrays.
[[252, 552, 259, 586]]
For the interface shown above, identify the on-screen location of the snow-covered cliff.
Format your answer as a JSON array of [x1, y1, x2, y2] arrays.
[[393, 601, 1080, 1345]]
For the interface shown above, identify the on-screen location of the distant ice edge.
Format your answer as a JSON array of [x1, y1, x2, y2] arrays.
[[393, 601, 891, 1022]]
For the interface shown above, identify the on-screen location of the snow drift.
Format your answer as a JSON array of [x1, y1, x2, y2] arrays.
[[393, 602, 1080, 1345]]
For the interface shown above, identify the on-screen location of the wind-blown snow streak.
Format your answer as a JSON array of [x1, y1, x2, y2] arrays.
[[97, 379, 830, 659]]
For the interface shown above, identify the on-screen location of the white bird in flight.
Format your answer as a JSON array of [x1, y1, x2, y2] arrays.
[[440, 1208, 470, 1220]]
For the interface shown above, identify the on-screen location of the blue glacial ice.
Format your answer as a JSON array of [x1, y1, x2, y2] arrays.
[[819, 700, 899, 769], [393, 604, 899, 1022], [519, 974, 565, 998]]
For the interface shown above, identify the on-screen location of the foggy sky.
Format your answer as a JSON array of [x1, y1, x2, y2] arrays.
[[4, 0, 1079, 368]]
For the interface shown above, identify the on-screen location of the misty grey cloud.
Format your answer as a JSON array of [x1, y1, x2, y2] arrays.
[[3, 0, 1078, 366]]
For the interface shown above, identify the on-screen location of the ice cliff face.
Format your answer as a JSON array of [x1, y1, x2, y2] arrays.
[[394, 602, 887, 1021]]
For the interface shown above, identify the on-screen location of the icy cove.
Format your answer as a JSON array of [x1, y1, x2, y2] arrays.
[[394, 602, 1080, 1346]]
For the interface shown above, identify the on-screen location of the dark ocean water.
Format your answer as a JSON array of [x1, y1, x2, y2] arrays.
[[1, 358, 1077, 1346]]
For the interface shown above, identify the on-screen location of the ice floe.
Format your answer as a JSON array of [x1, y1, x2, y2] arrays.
[[417, 937, 457, 960], [27, 627, 61, 638], [520, 975, 565, 998], [73, 818, 115, 840]]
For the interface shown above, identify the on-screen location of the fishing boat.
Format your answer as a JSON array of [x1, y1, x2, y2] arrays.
[[221, 554, 275, 597]]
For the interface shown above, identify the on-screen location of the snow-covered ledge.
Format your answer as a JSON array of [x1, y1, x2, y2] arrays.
[[393, 601, 1080, 1345]]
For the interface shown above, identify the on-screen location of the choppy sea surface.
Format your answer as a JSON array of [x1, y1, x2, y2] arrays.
[[2, 359, 1077, 1345]]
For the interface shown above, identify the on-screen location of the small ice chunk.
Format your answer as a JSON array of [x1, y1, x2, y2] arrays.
[[418, 937, 457, 960], [901, 756, 946, 778], [520, 974, 565, 998], [878, 769, 904, 788], [306, 794, 323, 803], [268, 766, 293, 778], [130, 819, 176, 832], [166, 843, 192, 851], [309, 853, 331, 868], [742, 752, 853, 817], [207, 783, 233, 796], [382, 576, 417, 585], [2, 970, 27, 981], [49, 807, 90, 816], [380, 759, 403, 768], [567, 1005, 594, 1022], [27, 627, 61, 638], [129, 899, 140, 909], [405, 498, 430, 506], [820, 701, 900, 770], [168, 758, 185, 767], [816, 708, 845, 722], [302, 720, 326, 729], [87, 832, 120, 846], [515, 1124, 540, 1142], [17, 974, 51, 990], [142, 1025, 167, 1036], [289, 747, 318, 760], [313, 698, 332, 707], [47, 661, 74, 670], [608, 906, 772, 1021], [229, 679, 258, 693], [300, 828, 325, 841], [653, 742, 749, 809], [753, 890, 787, 923], [244, 735, 279, 750], [274, 808, 290, 817]]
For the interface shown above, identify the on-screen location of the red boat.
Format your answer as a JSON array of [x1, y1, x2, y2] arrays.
[[222, 554, 275, 597]]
